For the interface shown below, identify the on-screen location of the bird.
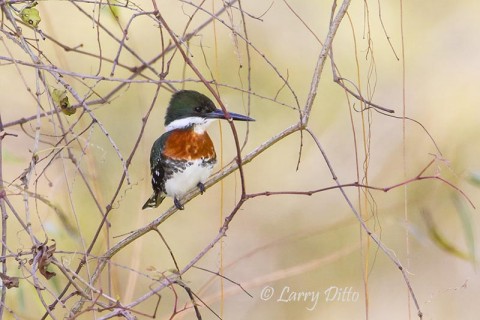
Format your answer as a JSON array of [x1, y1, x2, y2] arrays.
[[142, 90, 254, 210]]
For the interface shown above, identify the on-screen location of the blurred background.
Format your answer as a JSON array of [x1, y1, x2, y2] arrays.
[[1, 0, 479, 319]]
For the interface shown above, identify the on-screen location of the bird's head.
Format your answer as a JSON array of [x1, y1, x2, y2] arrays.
[[164, 90, 254, 133]]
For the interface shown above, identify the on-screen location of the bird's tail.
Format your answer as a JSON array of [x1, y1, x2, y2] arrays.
[[142, 192, 165, 210]]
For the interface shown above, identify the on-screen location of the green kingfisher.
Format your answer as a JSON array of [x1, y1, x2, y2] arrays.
[[142, 90, 254, 210]]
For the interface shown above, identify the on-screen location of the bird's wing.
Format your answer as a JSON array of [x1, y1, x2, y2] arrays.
[[150, 132, 170, 192]]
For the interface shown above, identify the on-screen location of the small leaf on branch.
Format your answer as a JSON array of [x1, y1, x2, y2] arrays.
[[29, 240, 57, 280], [0, 272, 20, 289], [52, 88, 76, 115], [20, 6, 41, 28]]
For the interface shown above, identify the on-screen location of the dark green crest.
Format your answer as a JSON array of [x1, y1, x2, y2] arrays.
[[164, 90, 216, 126]]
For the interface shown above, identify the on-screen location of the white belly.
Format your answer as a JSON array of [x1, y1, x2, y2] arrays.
[[164, 160, 214, 198]]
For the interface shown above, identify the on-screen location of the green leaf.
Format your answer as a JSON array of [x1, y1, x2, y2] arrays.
[[422, 209, 472, 261], [52, 89, 76, 116], [20, 7, 41, 28], [103, 0, 121, 21], [452, 194, 476, 263]]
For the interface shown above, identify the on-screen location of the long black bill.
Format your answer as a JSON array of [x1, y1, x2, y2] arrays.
[[208, 108, 255, 122]]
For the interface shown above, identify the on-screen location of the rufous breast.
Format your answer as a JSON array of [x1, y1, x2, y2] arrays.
[[163, 128, 216, 161]]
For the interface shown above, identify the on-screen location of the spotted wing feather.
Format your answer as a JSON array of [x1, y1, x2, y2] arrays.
[[142, 133, 170, 209]]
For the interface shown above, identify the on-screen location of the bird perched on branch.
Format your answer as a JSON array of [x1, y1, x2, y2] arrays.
[[143, 90, 254, 210]]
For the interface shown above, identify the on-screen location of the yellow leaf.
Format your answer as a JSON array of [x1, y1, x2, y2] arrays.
[[20, 7, 41, 28]]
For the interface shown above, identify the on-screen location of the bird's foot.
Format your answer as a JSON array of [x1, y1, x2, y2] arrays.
[[174, 197, 184, 210], [197, 182, 206, 194]]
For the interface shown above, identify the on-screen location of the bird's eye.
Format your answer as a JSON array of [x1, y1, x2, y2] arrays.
[[195, 106, 203, 113]]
